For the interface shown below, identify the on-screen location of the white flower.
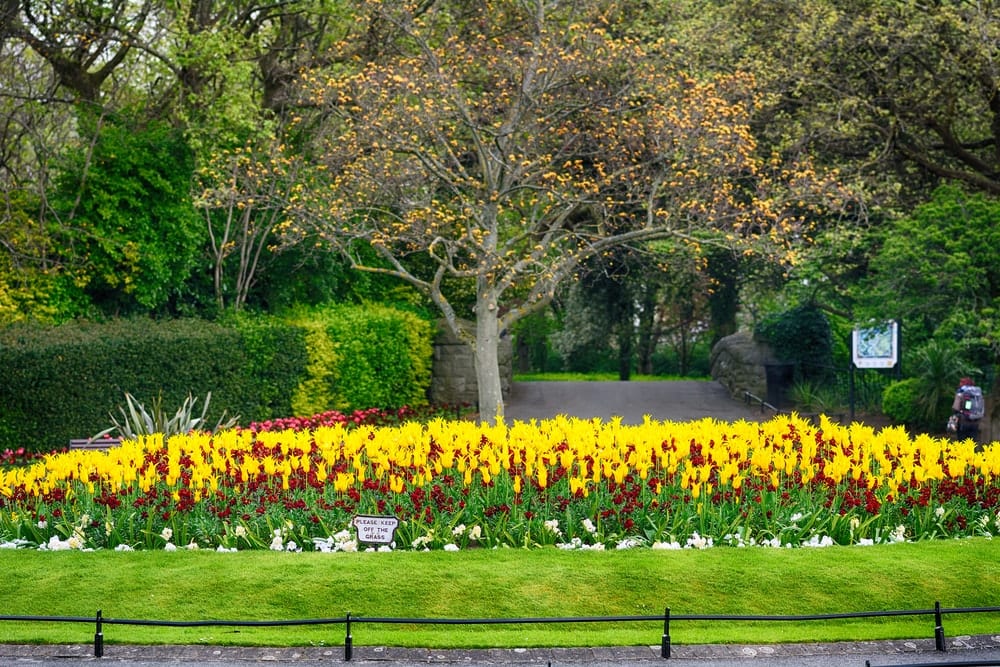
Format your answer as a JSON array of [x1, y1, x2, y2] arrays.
[[543, 519, 561, 535], [269, 535, 285, 551], [234, 525, 248, 538], [443, 543, 460, 552], [802, 535, 834, 548], [285, 541, 300, 552], [452, 524, 466, 537], [45, 535, 71, 551], [557, 537, 584, 550], [185, 540, 200, 550], [468, 525, 482, 541], [164, 542, 177, 552], [0, 538, 30, 549], [581, 518, 597, 534], [216, 545, 237, 553], [890, 525, 907, 543], [934, 507, 946, 519], [615, 538, 642, 550], [411, 534, 433, 549], [685, 532, 713, 549], [66, 535, 84, 550], [849, 516, 861, 531], [160, 527, 173, 542], [790, 512, 804, 523], [36, 520, 47, 530], [114, 544, 134, 552], [652, 541, 681, 550]]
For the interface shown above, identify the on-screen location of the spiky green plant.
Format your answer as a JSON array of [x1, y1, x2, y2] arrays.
[[96, 392, 239, 439], [911, 339, 975, 426]]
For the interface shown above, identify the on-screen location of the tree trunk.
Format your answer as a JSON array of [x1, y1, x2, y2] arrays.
[[475, 291, 505, 423]]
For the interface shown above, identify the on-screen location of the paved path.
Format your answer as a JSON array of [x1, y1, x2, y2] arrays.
[[504, 381, 769, 424], [4, 634, 1000, 665]]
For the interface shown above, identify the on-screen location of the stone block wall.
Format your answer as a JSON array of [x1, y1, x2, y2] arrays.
[[429, 319, 512, 408], [709, 330, 777, 402]]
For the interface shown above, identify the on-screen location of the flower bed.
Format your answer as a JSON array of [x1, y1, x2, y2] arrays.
[[1, 414, 998, 552]]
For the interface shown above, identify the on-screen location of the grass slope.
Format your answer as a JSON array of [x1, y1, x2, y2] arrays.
[[1, 540, 997, 648]]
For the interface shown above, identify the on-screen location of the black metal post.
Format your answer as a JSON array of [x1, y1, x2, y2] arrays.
[[660, 607, 671, 659], [934, 600, 945, 651], [345, 611, 353, 661], [94, 609, 104, 658]]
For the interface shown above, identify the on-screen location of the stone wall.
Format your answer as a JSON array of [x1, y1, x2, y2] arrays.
[[709, 330, 777, 402], [429, 319, 512, 407]]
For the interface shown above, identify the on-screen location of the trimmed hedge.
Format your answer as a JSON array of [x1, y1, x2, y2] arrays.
[[290, 304, 432, 414], [0, 319, 251, 451], [0, 307, 434, 452]]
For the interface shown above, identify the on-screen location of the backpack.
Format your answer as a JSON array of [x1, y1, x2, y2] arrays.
[[958, 385, 985, 421]]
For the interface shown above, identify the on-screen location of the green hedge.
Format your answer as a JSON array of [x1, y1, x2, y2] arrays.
[[290, 305, 432, 414], [0, 307, 434, 452], [0, 319, 248, 451]]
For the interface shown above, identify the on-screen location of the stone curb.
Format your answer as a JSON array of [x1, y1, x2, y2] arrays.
[[2, 634, 998, 663]]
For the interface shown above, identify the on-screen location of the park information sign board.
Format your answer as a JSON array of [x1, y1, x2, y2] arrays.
[[852, 321, 899, 369], [352, 515, 399, 545]]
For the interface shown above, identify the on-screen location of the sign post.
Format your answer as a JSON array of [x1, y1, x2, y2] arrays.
[[850, 320, 900, 421]]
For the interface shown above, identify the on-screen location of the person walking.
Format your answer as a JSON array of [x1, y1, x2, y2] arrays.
[[949, 377, 985, 444]]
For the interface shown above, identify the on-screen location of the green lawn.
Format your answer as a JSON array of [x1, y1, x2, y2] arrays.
[[0, 539, 997, 648]]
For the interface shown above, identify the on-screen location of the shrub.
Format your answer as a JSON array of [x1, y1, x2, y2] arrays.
[[0, 318, 247, 451], [756, 304, 834, 381], [881, 379, 922, 427], [289, 305, 433, 413]]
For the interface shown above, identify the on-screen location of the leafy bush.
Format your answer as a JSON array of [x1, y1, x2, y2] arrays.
[[789, 379, 841, 413], [881, 379, 922, 426], [289, 305, 433, 413], [906, 339, 974, 426], [0, 307, 433, 450], [756, 304, 834, 381], [223, 312, 309, 418]]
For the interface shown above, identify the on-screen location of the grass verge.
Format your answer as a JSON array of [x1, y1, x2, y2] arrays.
[[0, 539, 997, 648]]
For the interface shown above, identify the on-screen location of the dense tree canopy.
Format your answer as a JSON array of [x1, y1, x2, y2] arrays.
[[279, 0, 844, 420], [0, 0, 998, 413]]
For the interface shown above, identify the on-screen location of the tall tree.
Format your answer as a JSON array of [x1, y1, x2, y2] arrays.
[[285, 0, 845, 422], [195, 130, 310, 312], [677, 0, 1000, 206]]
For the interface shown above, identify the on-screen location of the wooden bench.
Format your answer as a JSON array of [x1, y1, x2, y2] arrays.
[[68, 437, 121, 451]]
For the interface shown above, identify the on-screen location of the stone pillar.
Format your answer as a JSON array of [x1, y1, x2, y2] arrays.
[[429, 319, 512, 407]]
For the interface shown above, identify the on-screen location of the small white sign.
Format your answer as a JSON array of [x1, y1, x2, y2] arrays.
[[352, 515, 399, 544]]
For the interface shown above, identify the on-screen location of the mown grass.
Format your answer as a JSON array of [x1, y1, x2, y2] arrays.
[[0, 539, 997, 648]]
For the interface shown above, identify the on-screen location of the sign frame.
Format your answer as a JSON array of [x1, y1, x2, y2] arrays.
[[351, 514, 399, 545], [852, 320, 899, 369]]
